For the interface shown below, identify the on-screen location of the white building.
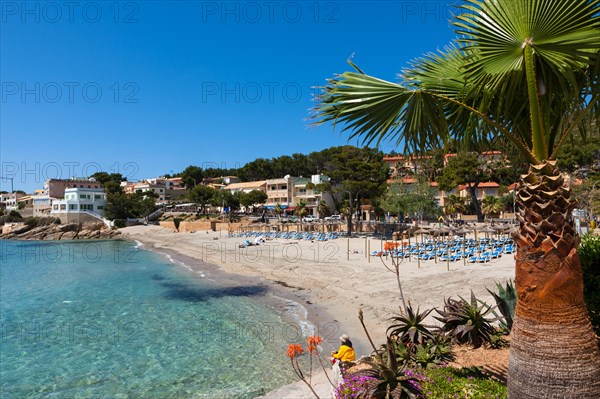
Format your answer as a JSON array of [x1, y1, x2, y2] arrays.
[[292, 174, 333, 217], [51, 188, 107, 217], [0, 193, 18, 210]]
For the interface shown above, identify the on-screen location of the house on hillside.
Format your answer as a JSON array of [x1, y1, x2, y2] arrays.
[[51, 187, 107, 223], [458, 182, 500, 201], [45, 178, 102, 198], [291, 174, 334, 218], [225, 181, 267, 195]]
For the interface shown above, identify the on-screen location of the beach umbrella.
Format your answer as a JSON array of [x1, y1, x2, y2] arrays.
[[432, 226, 450, 264], [492, 224, 509, 248], [435, 226, 452, 269], [455, 227, 471, 265], [414, 228, 429, 245], [413, 227, 429, 268], [479, 226, 496, 241]]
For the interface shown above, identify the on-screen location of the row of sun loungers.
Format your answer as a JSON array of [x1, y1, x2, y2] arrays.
[[228, 231, 342, 241], [371, 238, 515, 263]]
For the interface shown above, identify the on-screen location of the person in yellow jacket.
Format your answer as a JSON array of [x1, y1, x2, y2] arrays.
[[331, 334, 356, 363]]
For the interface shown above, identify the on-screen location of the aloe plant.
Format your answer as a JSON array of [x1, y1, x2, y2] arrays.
[[356, 338, 420, 398], [426, 333, 455, 364], [387, 303, 435, 346], [435, 292, 499, 349]]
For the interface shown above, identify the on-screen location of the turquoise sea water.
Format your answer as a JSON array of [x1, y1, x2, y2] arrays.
[[0, 240, 300, 398]]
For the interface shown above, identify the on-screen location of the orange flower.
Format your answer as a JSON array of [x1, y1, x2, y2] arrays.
[[286, 343, 304, 358], [306, 335, 323, 353], [384, 241, 400, 251]]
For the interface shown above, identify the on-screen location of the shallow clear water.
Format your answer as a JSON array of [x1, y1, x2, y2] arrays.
[[0, 240, 298, 398]]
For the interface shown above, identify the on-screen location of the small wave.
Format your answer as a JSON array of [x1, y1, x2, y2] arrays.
[[62, 300, 74, 304], [270, 294, 316, 337], [157, 251, 206, 278], [133, 240, 144, 249]]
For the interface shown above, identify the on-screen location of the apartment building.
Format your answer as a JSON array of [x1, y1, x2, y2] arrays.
[[45, 178, 102, 199], [51, 187, 107, 217]]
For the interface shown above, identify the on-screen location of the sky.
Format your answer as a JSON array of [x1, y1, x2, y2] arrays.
[[1, 0, 458, 193]]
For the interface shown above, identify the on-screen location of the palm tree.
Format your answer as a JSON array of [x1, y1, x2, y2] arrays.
[[312, 0, 600, 397], [444, 194, 466, 221], [295, 200, 308, 230], [274, 203, 283, 220], [481, 195, 502, 219], [316, 200, 331, 219]]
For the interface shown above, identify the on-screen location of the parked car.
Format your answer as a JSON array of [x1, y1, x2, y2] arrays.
[[302, 216, 318, 223], [324, 214, 343, 222]]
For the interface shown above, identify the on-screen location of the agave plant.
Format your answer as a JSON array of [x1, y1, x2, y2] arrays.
[[487, 280, 517, 332], [387, 303, 435, 346], [435, 292, 498, 349], [356, 338, 421, 398]]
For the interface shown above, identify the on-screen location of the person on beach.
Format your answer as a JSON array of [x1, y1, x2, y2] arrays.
[[330, 334, 356, 394], [331, 334, 355, 363]]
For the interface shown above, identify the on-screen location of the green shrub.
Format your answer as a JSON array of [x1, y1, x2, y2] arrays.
[[23, 217, 61, 228], [419, 366, 507, 398], [113, 219, 126, 228], [8, 210, 22, 219], [580, 234, 600, 342], [0, 211, 23, 225]]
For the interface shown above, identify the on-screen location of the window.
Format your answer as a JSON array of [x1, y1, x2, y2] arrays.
[[97, 205, 104, 210], [53, 205, 58, 210], [94, 195, 102, 200], [60, 204, 66, 210], [69, 204, 77, 210]]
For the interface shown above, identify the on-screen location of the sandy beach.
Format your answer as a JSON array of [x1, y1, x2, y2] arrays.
[[121, 225, 515, 398]]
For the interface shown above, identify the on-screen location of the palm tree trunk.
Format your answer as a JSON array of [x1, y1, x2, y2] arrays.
[[468, 183, 484, 222], [509, 161, 600, 398]]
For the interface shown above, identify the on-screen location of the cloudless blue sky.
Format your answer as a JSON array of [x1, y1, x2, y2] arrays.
[[1, 0, 458, 192]]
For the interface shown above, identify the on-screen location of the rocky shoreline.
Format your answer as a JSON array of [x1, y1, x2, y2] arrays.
[[0, 222, 121, 240]]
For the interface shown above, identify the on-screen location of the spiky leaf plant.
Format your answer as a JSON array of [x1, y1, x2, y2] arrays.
[[427, 333, 455, 364], [487, 280, 517, 332], [387, 303, 435, 345], [356, 338, 421, 398], [435, 292, 498, 349]]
